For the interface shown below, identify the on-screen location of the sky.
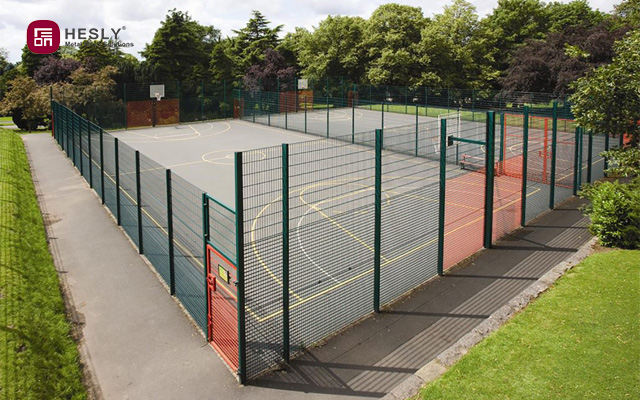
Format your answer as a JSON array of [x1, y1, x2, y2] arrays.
[[0, 0, 619, 63]]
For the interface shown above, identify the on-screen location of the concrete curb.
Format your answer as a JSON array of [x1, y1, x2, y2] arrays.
[[381, 236, 598, 400]]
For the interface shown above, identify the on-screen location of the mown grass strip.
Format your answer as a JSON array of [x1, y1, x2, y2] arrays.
[[418, 248, 640, 400], [0, 129, 87, 399]]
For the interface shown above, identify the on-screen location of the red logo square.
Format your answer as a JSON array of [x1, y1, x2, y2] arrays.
[[27, 20, 60, 54]]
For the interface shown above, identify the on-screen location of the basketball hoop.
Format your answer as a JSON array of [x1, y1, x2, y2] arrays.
[[155, 92, 162, 102]]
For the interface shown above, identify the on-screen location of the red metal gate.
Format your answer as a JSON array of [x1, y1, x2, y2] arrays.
[[206, 244, 239, 371]]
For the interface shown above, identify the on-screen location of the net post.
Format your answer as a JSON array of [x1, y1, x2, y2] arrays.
[[135, 151, 144, 254], [573, 127, 580, 196], [437, 118, 447, 276], [374, 129, 383, 312], [99, 128, 105, 204], [549, 102, 558, 209], [234, 152, 247, 384], [415, 104, 419, 157], [124, 83, 128, 129], [88, 122, 93, 188], [520, 107, 529, 227], [167, 169, 175, 296], [587, 129, 593, 183], [483, 111, 496, 249], [281, 143, 290, 362], [115, 139, 121, 225], [202, 193, 211, 341]]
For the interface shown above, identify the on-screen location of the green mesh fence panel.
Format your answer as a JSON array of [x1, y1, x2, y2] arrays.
[[118, 141, 139, 247], [524, 113, 552, 223], [287, 133, 376, 363], [171, 173, 207, 331], [139, 153, 170, 284], [554, 121, 576, 206], [87, 122, 102, 195], [380, 127, 440, 305], [241, 146, 284, 379], [208, 198, 236, 264], [102, 132, 117, 217], [80, 119, 90, 179]]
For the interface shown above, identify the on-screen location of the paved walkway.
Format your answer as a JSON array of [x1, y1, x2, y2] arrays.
[[23, 134, 591, 399]]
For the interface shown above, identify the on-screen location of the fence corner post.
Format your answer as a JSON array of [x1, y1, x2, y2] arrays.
[[437, 118, 447, 276], [373, 129, 382, 312], [281, 144, 290, 362], [483, 111, 496, 249], [234, 152, 247, 384]]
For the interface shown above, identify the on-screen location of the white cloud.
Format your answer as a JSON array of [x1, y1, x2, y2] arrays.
[[0, 0, 619, 63]]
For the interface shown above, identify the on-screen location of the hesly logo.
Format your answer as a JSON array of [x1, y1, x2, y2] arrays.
[[27, 20, 61, 54]]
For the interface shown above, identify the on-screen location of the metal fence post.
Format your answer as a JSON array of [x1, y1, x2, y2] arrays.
[[352, 84, 356, 144], [437, 118, 447, 276], [381, 101, 385, 136], [88, 123, 93, 188], [587, 130, 593, 183], [373, 129, 382, 312], [415, 105, 419, 157], [499, 113, 505, 170], [549, 102, 558, 209], [484, 111, 496, 249], [425, 87, 428, 117], [79, 119, 83, 176], [72, 115, 76, 167], [573, 127, 580, 196], [167, 169, 175, 295], [136, 151, 143, 254], [285, 91, 288, 130], [234, 152, 247, 384], [202, 193, 210, 340], [99, 129, 105, 204], [201, 80, 205, 120], [281, 144, 290, 362], [115, 139, 121, 225], [520, 107, 529, 227]]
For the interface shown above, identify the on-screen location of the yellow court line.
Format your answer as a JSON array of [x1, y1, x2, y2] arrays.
[[298, 181, 390, 263], [113, 122, 231, 143], [255, 186, 541, 322]]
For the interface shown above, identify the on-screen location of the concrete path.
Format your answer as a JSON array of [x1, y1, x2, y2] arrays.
[[23, 134, 591, 399]]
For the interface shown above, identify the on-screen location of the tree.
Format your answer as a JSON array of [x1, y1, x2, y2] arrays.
[[0, 76, 50, 129], [570, 30, 640, 146], [546, 0, 605, 32], [210, 38, 237, 82], [0, 48, 8, 76], [232, 11, 282, 74], [501, 22, 629, 94], [364, 4, 426, 85], [483, 0, 550, 71], [243, 48, 296, 91], [33, 56, 81, 84], [614, 0, 640, 29], [75, 40, 118, 70], [419, 0, 498, 88], [297, 16, 367, 83], [141, 9, 220, 82], [21, 45, 59, 77]]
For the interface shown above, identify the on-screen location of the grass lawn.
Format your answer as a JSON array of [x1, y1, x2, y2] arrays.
[[417, 248, 640, 400], [0, 116, 13, 126], [0, 128, 87, 399]]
